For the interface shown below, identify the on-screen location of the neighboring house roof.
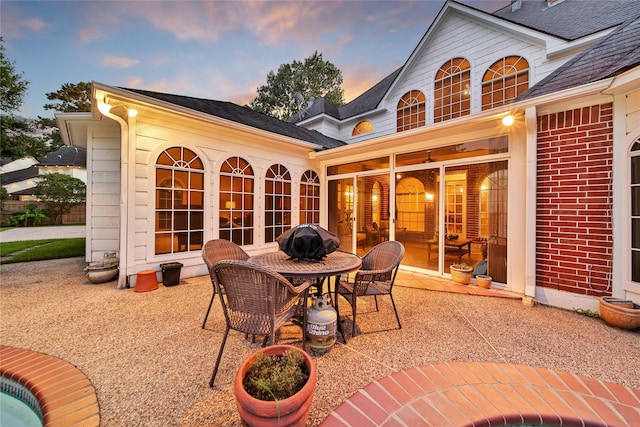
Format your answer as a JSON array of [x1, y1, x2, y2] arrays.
[[1, 165, 38, 186], [1, 146, 87, 194], [491, 0, 640, 41], [38, 146, 87, 168], [122, 88, 346, 150], [519, 15, 640, 100]]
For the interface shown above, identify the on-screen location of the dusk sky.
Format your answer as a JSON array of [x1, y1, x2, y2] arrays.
[[2, 0, 510, 120]]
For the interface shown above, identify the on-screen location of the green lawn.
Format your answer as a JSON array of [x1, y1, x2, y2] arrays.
[[0, 238, 85, 264]]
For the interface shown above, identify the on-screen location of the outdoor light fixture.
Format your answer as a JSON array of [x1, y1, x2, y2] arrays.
[[97, 102, 112, 115], [502, 114, 515, 126], [97, 96, 137, 118], [425, 192, 435, 201]]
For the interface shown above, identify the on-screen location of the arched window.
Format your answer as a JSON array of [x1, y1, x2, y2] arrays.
[[482, 56, 529, 110], [219, 157, 254, 246], [300, 170, 320, 224], [265, 164, 291, 243], [397, 90, 426, 132], [434, 58, 471, 123], [631, 138, 640, 282], [155, 147, 204, 255], [352, 120, 373, 136]]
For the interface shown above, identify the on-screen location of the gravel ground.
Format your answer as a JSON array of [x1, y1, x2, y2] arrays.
[[1, 256, 639, 426]]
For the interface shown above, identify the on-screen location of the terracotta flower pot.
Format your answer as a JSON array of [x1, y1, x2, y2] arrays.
[[450, 264, 473, 285], [234, 345, 316, 427], [476, 275, 492, 289], [599, 297, 640, 330]]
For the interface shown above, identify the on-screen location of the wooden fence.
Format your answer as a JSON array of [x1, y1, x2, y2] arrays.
[[1, 201, 86, 225]]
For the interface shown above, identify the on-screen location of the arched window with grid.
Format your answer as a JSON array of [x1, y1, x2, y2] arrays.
[[482, 56, 529, 110], [434, 58, 471, 123], [265, 164, 291, 243], [352, 120, 373, 136], [155, 147, 204, 255], [631, 138, 640, 283], [219, 157, 254, 246], [300, 170, 320, 224], [397, 90, 426, 132]]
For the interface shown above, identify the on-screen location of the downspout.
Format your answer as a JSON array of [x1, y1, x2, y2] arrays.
[[98, 105, 132, 290], [524, 106, 538, 305]]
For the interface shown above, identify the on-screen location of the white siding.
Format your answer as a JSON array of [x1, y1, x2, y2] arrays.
[[87, 124, 121, 262], [333, 12, 579, 143]]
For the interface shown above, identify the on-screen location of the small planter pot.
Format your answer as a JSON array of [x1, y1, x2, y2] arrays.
[[476, 275, 492, 289], [599, 297, 640, 330], [234, 345, 317, 427], [450, 265, 473, 285]]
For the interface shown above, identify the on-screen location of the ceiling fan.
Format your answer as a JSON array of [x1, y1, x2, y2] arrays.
[[424, 150, 434, 163]]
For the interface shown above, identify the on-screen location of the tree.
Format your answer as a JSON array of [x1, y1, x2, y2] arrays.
[[250, 51, 344, 120], [43, 82, 92, 113], [35, 173, 86, 224], [0, 37, 28, 113], [0, 37, 50, 160]]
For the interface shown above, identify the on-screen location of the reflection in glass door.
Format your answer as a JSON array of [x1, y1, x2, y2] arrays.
[[395, 169, 440, 271], [356, 174, 390, 257], [328, 174, 390, 256], [328, 178, 355, 253]]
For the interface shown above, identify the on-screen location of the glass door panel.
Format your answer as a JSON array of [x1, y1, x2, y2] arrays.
[[328, 178, 355, 253], [486, 161, 508, 283], [395, 169, 439, 271], [356, 174, 390, 257]]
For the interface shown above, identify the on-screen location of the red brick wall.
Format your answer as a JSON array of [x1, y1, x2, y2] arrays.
[[536, 103, 613, 296]]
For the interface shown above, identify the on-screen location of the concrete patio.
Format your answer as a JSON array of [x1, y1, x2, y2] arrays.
[[1, 256, 639, 426]]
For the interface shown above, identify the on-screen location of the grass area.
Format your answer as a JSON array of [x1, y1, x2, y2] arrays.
[[0, 238, 85, 264]]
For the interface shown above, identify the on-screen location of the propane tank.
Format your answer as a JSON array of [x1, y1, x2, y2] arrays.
[[306, 293, 337, 350]]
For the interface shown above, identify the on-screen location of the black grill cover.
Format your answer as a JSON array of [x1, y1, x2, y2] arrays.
[[276, 224, 340, 261]]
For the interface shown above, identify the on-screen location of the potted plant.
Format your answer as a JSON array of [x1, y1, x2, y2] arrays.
[[450, 263, 473, 285], [475, 275, 492, 289], [234, 344, 317, 427]]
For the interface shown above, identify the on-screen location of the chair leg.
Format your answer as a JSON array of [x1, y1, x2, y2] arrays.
[[389, 294, 402, 330], [209, 327, 230, 388], [374, 295, 379, 311], [201, 293, 216, 329], [351, 296, 357, 337]]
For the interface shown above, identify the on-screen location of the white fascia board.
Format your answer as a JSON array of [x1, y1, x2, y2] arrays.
[[55, 112, 97, 149], [310, 105, 517, 160], [297, 107, 388, 128], [602, 66, 640, 96], [546, 28, 614, 58], [92, 82, 320, 151]]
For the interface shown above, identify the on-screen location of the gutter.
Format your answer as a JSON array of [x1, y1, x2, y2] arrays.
[[93, 98, 132, 290]]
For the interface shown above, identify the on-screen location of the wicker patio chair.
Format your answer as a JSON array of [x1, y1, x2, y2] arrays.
[[335, 240, 405, 339], [201, 239, 249, 329], [209, 259, 311, 387]]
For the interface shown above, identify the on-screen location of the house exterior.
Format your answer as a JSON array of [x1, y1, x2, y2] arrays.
[[1, 146, 87, 200], [57, 0, 640, 312]]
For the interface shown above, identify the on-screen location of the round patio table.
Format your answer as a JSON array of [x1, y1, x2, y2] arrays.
[[248, 250, 361, 283], [248, 250, 362, 349]]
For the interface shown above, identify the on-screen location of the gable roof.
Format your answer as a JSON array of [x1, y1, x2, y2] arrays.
[[491, 0, 640, 41], [294, 0, 639, 125], [288, 68, 402, 124], [38, 146, 86, 168], [519, 14, 640, 100], [122, 88, 345, 150]]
